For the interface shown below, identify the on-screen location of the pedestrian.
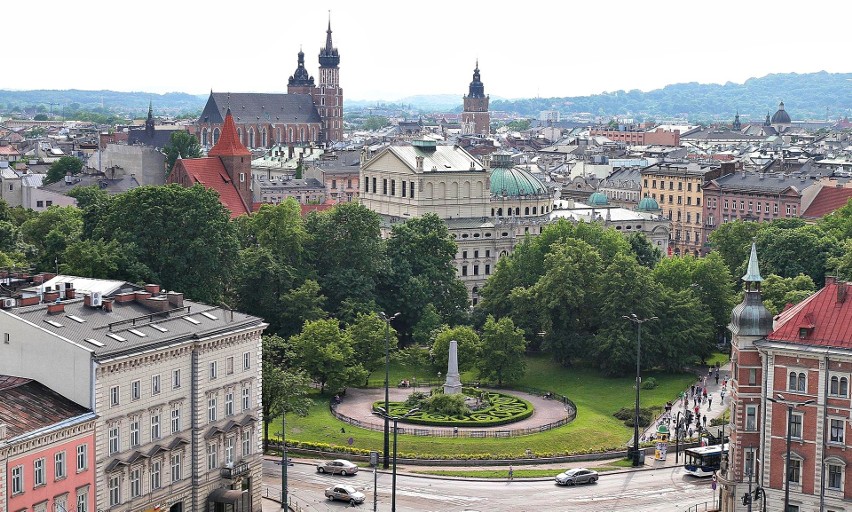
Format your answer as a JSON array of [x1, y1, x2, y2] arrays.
[[708, 395, 713, 409], [694, 405, 699, 417], [715, 372, 719, 385], [721, 389, 726, 403], [691, 384, 696, 397], [508, 466, 514, 481], [703, 376, 707, 387], [703, 388, 708, 401], [702, 415, 707, 428], [688, 426, 693, 439]]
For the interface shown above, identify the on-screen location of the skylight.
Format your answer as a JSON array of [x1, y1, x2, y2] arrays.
[[84, 338, 105, 348], [183, 316, 201, 325], [128, 329, 147, 338], [150, 324, 168, 333], [67, 315, 86, 323], [45, 320, 63, 328], [106, 332, 127, 342], [201, 311, 218, 320]]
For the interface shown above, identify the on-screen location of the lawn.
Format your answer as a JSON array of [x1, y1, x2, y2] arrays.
[[274, 354, 696, 459]]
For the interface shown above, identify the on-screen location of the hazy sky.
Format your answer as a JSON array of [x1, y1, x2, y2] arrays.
[[7, 1, 850, 101]]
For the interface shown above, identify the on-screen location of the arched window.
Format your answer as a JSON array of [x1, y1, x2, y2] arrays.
[[288, 128, 293, 142], [789, 372, 797, 391], [450, 182, 458, 198], [438, 182, 446, 198], [277, 128, 282, 143], [201, 128, 208, 146], [491, 208, 495, 216], [237, 128, 243, 144], [533, 207, 537, 215], [798, 372, 806, 392], [515, 207, 520, 216], [497, 208, 503, 216], [842, 377, 849, 397], [831, 376, 840, 395], [262, 129, 268, 148], [524, 207, 530, 215], [213, 128, 220, 145], [248, 129, 255, 148], [425, 183, 433, 198], [463, 181, 471, 198], [300, 128, 305, 141]]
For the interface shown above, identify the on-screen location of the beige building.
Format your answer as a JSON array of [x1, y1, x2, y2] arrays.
[[0, 274, 267, 512]]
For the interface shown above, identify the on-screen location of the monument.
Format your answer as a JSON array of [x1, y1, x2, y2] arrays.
[[443, 340, 462, 395]]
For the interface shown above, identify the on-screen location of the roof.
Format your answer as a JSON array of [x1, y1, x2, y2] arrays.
[[708, 172, 809, 194], [127, 127, 183, 149], [208, 110, 251, 158], [199, 92, 322, 126], [765, 279, 852, 348], [378, 144, 484, 174], [176, 158, 250, 218], [801, 186, 852, 219], [490, 165, 548, 197], [0, 376, 91, 440], [771, 102, 792, 125]]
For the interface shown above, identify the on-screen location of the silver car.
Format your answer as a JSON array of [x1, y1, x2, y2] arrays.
[[317, 459, 359, 475], [325, 484, 366, 505], [555, 468, 599, 485]]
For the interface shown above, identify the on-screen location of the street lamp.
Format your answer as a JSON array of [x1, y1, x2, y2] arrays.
[[675, 410, 683, 464], [275, 420, 290, 510], [767, 393, 816, 512], [378, 311, 400, 469], [622, 313, 657, 467], [376, 407, 419, 512]]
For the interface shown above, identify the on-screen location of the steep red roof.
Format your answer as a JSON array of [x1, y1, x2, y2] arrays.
[[178, 157, 250, 218], [0, 375, 90, 438], [208, 109, 251, 157], [802, 186, 852, 219], [767, 279, 852, 348]]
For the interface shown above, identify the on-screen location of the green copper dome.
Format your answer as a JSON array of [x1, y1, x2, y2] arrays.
[[490, 156, 547, 197], [637, 197, 660, 211], [588, 192, 609, 206]]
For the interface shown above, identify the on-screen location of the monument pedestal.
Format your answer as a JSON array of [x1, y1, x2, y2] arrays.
[[443, 340, 462, 395]]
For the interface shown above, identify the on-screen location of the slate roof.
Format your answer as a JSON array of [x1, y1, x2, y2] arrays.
[[9, 296, 264, 360], [801, 186, 852, 219], [127, 127, 183, 149], [766, 279, 852, 348], [199, 92, 322, 125], [709, 172, 807, 194], [0, 375, 91, 439], [177, 158, 250, 218]]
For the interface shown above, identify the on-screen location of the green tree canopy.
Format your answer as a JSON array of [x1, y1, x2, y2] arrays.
[[290, 319, 366, 394], [44, 156, 84, 185], [345, 312, 398, 385], [20, 206, 82, 271], [760, 273, 816, 315], [163, 131, 202, 176], [431, 325, 481, 374], [477, 315, 527, 386]]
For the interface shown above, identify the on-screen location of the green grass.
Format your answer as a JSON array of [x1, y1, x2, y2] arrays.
[[704, 351, 731, 368], [275, 355, 695, 459]]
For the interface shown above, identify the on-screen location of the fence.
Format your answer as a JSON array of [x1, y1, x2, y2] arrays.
[[681, 501, 719, 512], [329, 385, 577, 439], [264, 485, 323, 512]]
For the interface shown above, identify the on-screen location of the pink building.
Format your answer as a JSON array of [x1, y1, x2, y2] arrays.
[[0, 376, 96, 512]]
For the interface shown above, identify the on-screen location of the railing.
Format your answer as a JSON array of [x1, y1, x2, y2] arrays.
[[681, 501, 719, 512], [220, 461, 250, 479], [264, 484, 334, 511]]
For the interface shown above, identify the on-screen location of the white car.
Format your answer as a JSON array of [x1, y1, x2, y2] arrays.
[[555, 468, 599, 485], [325, 484, 366, 505], [317, 458, 359, 475]]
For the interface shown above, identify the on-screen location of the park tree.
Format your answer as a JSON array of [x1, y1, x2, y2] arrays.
[[345, 312, 398, 385], [261, 361, 311, 452], [411, 303, 442, 346], [627, 232, 661, 268], [760, 273, 816, 315], [651, 288, 715, 370], [60, 239, 152, 282], [820, 199, 852, 241], [477, 315, 527, 386], [652, 255, 698, 291], [290, 319, 366, 394], [707, 220, 760, 277], [755, 224, 839, 286], [829, 239, 852, 283], [691, 252, 736, 338], [430, 325, 481, 374], [90, 185, 238, 304], [163, 131, 202, 175], [44, 156, 84, 185], [361, 116, 390, 130], [0, 220, 20, 253], [20, 206, 83, 271]]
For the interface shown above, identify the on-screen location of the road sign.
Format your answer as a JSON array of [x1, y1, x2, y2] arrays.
[[348, 436, 354, 446]]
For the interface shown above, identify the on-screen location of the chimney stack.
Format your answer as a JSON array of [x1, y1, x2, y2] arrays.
[[47, 302, 65, 314], [102, 299, 113, 312], [839, 281, 848, 304], [167, 292, 184, 308], [144, 284, 161, 295]]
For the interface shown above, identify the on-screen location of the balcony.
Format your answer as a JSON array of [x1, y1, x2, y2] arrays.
[[221, 461, 250, 480]]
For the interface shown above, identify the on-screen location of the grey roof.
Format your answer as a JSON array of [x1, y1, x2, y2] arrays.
[[11, 297, 264, 360], [710, 172, 807, 194], [127, 127, 182, 149], [379, 144, 485, 173], [41, 173, 140, 195], [199, 92, 322, 125]]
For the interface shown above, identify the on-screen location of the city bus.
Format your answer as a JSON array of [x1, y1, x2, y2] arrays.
[[683, 443, 728, 477]]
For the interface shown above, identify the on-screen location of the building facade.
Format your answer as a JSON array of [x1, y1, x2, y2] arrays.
[[461, 62, 490, 137]]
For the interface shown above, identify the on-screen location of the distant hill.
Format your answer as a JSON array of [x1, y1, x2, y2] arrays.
[[0, 89, 207, 117]]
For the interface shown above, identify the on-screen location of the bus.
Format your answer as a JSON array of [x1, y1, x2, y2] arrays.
[[683, 443, 728, 477]]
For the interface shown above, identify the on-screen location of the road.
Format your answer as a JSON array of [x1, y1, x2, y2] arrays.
[[263, 459, 720, 512]]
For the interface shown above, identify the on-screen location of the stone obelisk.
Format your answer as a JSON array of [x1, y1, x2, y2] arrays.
[[443, 340, 462, 395]]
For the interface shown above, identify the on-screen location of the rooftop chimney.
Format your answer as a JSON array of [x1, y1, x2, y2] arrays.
[[144, 284, 161, 295], [167, 292, 184, 308], [839, 282, 848, 304], [102, 299, 113, 313], [47, 302, 65, 314]]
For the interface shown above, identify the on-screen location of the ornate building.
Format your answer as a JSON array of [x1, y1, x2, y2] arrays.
[[196, 20, 343, 148], [461, 61, 490, 136]]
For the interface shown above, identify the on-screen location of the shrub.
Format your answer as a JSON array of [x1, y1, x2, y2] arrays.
[[372, 390, 535, 427], [613, 406, 656, 427], [404, 391, 428, 408], [641, 377, 658, 390], [423, 393, 471, 417]]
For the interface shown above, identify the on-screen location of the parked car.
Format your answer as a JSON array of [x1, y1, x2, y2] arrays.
[[317, 459, 359, 475], [325, 484, 366, 505], [555, 468, 599, 485]]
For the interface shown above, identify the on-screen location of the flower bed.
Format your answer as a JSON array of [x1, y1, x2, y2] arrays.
[[373, 389, 534, 427]]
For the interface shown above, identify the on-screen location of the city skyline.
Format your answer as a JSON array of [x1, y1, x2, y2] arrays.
[[6, 1, 851, 101]]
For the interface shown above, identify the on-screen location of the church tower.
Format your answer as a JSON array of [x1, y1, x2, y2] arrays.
[[719, 242, 773, 511], [461, 61, 490, 136], [287, 48, 315, 95], [145, 101, 155, 139], [208, 107, 253, 212], [315, 16, 343, 143], [732, 111, 741, 131]]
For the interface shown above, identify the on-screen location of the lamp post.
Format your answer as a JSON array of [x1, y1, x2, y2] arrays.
[[622, 313, 657, 467], [675, 410, 683, 464], [275, 421, 289, 510], [378, 311, 399, 470], [376, 407, 419, 512], [767, 394, 816, 512]]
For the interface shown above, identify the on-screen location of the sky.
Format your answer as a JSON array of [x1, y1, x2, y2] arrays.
[[7, 1, 850, 102]]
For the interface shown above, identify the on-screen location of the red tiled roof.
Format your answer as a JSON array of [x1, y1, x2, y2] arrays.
[[208, 109, 250, 157], [767, 280, 852, 348], [0, 145, 20, 156], [178, 158, 250, 218], [0, 375, 90, 439], [801, 187, 852, 219]]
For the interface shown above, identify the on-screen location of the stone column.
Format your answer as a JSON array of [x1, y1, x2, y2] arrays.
[[443, 340, 462, 395]]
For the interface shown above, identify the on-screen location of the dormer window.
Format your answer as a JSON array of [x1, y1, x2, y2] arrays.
[[799, 327, 809, 339]]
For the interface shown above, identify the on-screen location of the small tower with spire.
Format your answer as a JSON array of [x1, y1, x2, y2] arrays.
[[145, 101, 155, 139], [208, 107, 253, 212], [314, 12, 343, 143], [288, 47, 316, 94], [461, 60, 490, 136], [732, 110, 741, 131]]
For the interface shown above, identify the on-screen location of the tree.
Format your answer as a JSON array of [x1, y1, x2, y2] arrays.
[[477, 316, 526, 386], [261, 361, 311, 452], [691, 252, 736, 339], [362, 116, 390, 131], [627, 232, 662, 268], [20, 206, 83, 271], [60, 239, 152, 282], [430, 325, 480, 374], [707, 220, 760, 277], [760, 273, 816, 315], [820, 199, 852, 241], [829, 239, 852, 283], [411, 304, 442, 346], [290, 319, 366, 394], [44, 156, 84, 185], [756, 224, 839, 286], [345, 313, 397, 385], [163, 131, 201, 176]]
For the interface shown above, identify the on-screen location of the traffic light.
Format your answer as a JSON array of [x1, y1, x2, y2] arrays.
[[753, 487, 763, 500], [741, 493, 752, 506]]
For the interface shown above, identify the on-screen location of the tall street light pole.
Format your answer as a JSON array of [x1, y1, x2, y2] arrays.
[[276, 420, 289, 510], [377, 407, 419, 512], [767, 394, 815, 512], [622, 313, 657, 467], [379, 311, 399, 470]]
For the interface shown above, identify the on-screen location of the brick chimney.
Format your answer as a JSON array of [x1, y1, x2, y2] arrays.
[[144, 284, 161, 295], [102, 299, 113, 312], [47, 302, 65, 314], [167, 292, 184, 308], [839, 281, 848, 304], [43, 291, 60, 302]]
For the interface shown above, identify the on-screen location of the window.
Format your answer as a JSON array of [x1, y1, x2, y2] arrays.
[[774, 203, 779, 214], [748, 201, 753, 212], [410, 181, 415, 199], [37, 200, 44, 208], [11, 465, 23, 494], [243, 352, 251, 370], [130, 467, 141, 498], [402, 181, 407, 197], [748, 368, 757, 386], [789, 371, 806, 392], [35, 457, 46, 486], [724, 199, 729, 210], [678, 182, 683, 191], [130, 418, 140, 447], [372, 177, 376, 194], [790, 412, 803, 439], [473, 265, 479, 276], [150, 461, 161, 490], [242, 387, 250, 411], [110, 385, 120, 407], [651, 180, 656, 189], [788, 457, 802, 483], [382, 179, 387, 194], [242, 430, 252, 456], [208, 396, 217, 422], [207, 443, 218, 470], [765, 203, 770, 213], [744, 449, 755, 477], [226, 356, 234, 375], [225, 437, 234, 464], [131, 380, 141, 401], [830, 418, 844, 443], [171, 453, 182, 482], [786, 204, 791, 215], [462, 250, 468, 259], [109, 475, 121, 506], [209, 361, 218, 380], [109, 426, 120, 455], [485, 264, 491, 275], [77, 444, 88, 472], [55, 451, 66, 480], [77, 489, 88, 512], [173, 368, 181, 389], [828, 463, 843, 490], [171, 406, 181, 433], [745, 405, 758, 431], [152, 374, 161, 395], [226, 391, 235, 416], [151, 412, 161, 440]]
